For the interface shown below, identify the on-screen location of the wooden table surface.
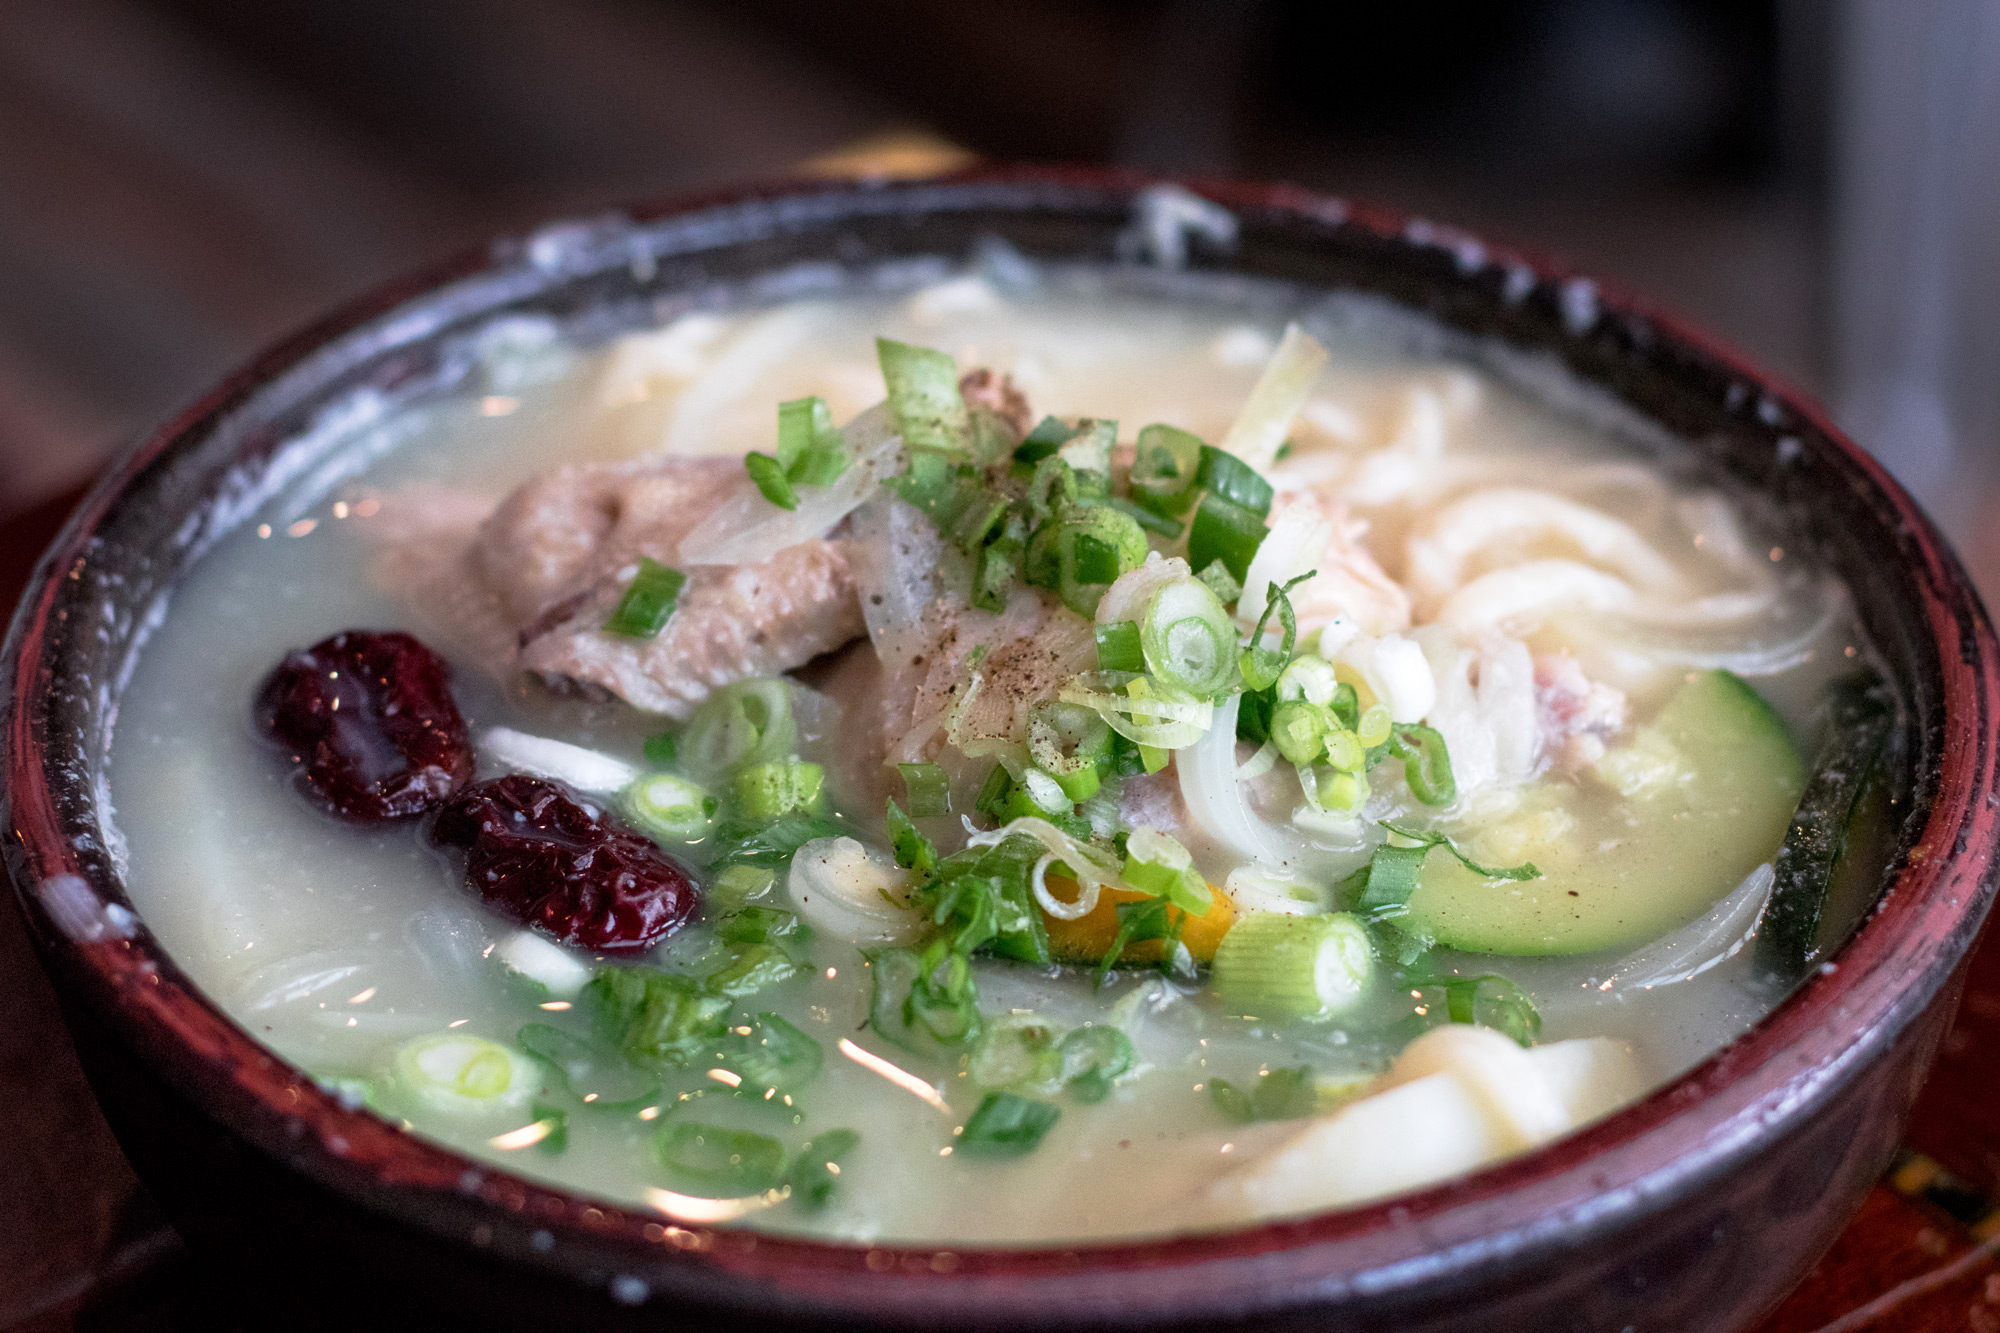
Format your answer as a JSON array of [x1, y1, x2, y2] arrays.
[[1, 486, 1997, 1331]]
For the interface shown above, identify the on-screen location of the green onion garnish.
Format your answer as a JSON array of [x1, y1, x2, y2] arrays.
[[958, 1091, 1060, 1156], [1353, 822, 1540, 918], [1239, 570, 1315, 692], [898, 762, 952, 818], [1140, 577, 1236, 698], [1122, 827, 1212, 914], [733, 760, 826, 821], [1195, 558, 1242, 604], [1015, 415, 1078, 464], [869, 945, 984, 1056], [1187, 492, 1269, 583], [1095, 620, 1144, 673], [516, 1023, 661, 1108], [1027, 701, 1113, 801], [776, 395, 849, 486], [1430, 973, 1541, 1047], [785, 1128, 860, 1210], [642, 730, 679, 765], [973, 764, 1015, 821], [1195, 444, 1275, 516], [1270, 700, 1327, 766], [886, 797, 939, 876], [1054, 505, 1147, 617], [655, 1121, 787, 1198], [708, 864, 776, 915], [529, 1103, 569, 1154], [723, 1011, 823, 1094], [745, 451, 799, 510], [1388, 724, 1457, 806], [1057, 1026, 1135, 1103], [602, 556, 687, 638], [1209, 1064, 1319, 1123], [877, 337, 970, 453], [683, 678, 796, 777], [1210, 911, 1374, 1020], [1108, 494, 1183, 538], [623, 772, 715, 842], [1129, 423, 1203, 516]]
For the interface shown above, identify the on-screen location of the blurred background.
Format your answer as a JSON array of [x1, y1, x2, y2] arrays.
[[3, 0, 1997, 575], [4, 2, 2000, 1325]]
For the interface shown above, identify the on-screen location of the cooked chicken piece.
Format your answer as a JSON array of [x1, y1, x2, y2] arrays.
[[377, 457, 865, 718], [1242, 491, 1411, 637], [1534, 652, 1627, 773], [957, 368, 1033, 437]]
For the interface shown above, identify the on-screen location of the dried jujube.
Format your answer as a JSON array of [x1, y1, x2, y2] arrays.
[[255, 629, 474, 822], [430, 774, 699, 951]]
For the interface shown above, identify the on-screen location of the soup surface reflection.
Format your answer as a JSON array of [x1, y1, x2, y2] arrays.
[[109, 270, 1880, 1244]]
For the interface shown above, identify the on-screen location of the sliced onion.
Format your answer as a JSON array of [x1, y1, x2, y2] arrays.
[[678, 403, 901, 565], [1057, 672, 1213, 750], [480, 727, 638, 794], [965, 816, 1126, 920], [1606, 862, 1774, 990], [1177, 693, 1300, 870], [1217, 323, 1330, 472]]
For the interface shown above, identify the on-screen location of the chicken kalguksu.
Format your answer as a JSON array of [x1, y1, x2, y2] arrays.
[[107, 269, 1888, 1244]]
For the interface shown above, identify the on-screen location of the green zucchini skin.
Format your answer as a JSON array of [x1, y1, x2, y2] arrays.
[[1756, 670, 1896, 980]]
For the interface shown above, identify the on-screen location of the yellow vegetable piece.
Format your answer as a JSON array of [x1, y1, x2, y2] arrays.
[[1042, 876, 1237, 964]]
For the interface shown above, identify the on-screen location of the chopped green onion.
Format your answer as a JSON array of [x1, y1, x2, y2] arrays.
[[1108, 494, 1183, 538], [744, 452, 799, 510], [1129, 423, 1203, 516], [1058, 1026, 1135, 1104], [706, 812, 842, 869], [585, 964, 745, 1065], [1217, 323, 1330, 471], [656, 1121, 787, 1198], [734, 761, 825, 821], [1240, 571, 1315, 692], [1122, 826, 1212, 915], [1018, 767, 1072, 816], [776, 395, 848, 486], [959, 1091, 1060, 1156], [1195, 444, 1275, 515], [1027, 701, 1113, 801], [969, 1017, 1065, 1092], [642, 730, 679, 766], [972, 534, 1021, 613], [624, 772, 715, 841], [1141, 577, 1236, 697], [517, 1023, 661, 1109], [528, 1103, 569, 1154], [1092, 895, 1193, 982], [1389, 724, 1457, 806], [876, 337, 969, 453], [868, 945, 983, 1056], [973, 764, 1015, 823], [1321, 726, 1364, 772], [1211, 911, 1374, 1020], [602, 556, 687, 638], [1356, 703, 1391, 746], [1275, 654, 1339, 704], [1440, 974, 1542, 1047], [785, 1128, 860, 1210], [886, 797, 939, 876], [703, 941, 804, 998], [393, 1034, 534, 1112], [723, 1012, 823, 1094], [1270, 701, 1327, 766], [1095, 620, 1145, 673], [1187, 492, 1269, 583], [1057, 418, 1117, 475], [898, 762, 952, 818], [713, 905, 805, 946], [708, 864, 776, 915], [1354, 823, 1540, 918], [1055, 505, 1148, 617], [1015, 415, 1077, 464], [683, 678, 795, 777], [1196, 558, 1242, 604], [1209, 1064, 1319, 1123]]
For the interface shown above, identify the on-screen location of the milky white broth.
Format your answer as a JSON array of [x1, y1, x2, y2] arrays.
[[108, 269, 1871, 1245]]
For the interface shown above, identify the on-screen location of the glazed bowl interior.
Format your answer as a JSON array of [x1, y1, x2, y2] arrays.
[[5, 168, 1997, 1330]]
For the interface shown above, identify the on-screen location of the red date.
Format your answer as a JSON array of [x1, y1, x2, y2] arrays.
[[255, 630, 473, 822], [430, 775, 698, 951]]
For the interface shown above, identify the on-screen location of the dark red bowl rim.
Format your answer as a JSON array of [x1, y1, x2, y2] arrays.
[[6, 164, 1999, 1323]]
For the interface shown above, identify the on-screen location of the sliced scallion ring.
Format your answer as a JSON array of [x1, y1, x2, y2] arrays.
[[624, 772, 715, 842], [683, 678, 796, 778], [1211, 911, 1374, 1021], [1129, 423, 1203, 517], [1140, 577, 1236, 698], [1028, 701, 1113, 801]]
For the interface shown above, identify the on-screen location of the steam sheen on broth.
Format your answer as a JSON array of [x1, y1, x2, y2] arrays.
[[108, 269, 1875, 1245]]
